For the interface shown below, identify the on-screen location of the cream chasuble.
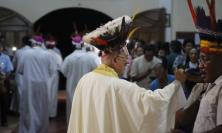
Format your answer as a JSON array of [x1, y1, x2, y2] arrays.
[[68, 64, 186, 133]]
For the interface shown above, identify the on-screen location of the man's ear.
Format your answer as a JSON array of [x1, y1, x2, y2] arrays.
[[112, 56, 118, 64]]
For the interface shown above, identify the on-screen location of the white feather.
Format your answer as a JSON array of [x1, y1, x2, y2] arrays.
[[83, 15, 132, 44]]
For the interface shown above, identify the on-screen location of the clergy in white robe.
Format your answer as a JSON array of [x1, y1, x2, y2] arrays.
[[45, 35, 63, 118], [68, 15, 187, 133], [68, 64, 186, 133], [10, 36, 32, 112], [53, 47, 62, 57], [18, 36, 54, 133], [61, 35, 100, 123], [46, 48, 62, 117]]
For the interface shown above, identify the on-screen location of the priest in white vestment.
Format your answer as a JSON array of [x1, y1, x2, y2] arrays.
[[18, 35, 54, 133], [10, 36, 32, 112], [45, 35, 63, 118], [67, 16, 187, 133], [61, 34, 100, 123]]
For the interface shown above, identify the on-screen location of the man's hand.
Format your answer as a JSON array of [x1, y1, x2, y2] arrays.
[[174, 68, 187, 83], [131, 69, 152, 82]]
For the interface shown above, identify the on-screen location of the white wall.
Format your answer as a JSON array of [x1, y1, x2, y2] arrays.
[[159, 0, 172, 42], [171, 0, 196, 39], [171, 0, 222, 39], [0, 0, 160, 23]]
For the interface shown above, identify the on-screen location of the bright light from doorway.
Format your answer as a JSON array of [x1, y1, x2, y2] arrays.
[[12, 46, 17, 51]]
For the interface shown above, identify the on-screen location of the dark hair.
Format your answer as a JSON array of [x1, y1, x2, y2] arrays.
[[170, 40, 182, 53], [160, 57, 168, 70], [183, 39, 195, 48], [127, 38, 145, 54], [22, 36, 32, 46], [143, 44, 155, 52], [157, 42, 170, 55]]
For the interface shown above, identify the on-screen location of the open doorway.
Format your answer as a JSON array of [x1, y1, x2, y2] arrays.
[[34, 7, 112, 58], [34, 8, 112, 91]]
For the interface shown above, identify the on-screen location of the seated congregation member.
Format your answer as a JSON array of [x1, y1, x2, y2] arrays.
[[129, 44, 161, 88], [130, 39, 145, 59], [149, 57, 175, 91], [67, 15, 187, 133], [157, 42, 170, 58], [173, 0, 222, 132], [167, 40, 182, 74], [183, 48, 201, 98], [173, 39, 195, 70]]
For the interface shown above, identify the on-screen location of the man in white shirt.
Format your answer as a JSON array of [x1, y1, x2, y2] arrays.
[[130, 44, 161, 88]]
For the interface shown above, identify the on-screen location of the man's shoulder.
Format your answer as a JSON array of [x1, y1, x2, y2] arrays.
[[133, 55, 144, 62], [0, 53, 8, 57], [214, 75, 222, 85], [64, 52, 79, 60], [0, 53, 10, 59], [153, 56, 162, 62]]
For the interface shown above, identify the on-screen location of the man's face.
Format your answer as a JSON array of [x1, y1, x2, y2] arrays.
[[158, 49, 166, 58], [154, 63, 166, 80], [184, 42, 194, 54], [199, 52, 222, 83], [189, 48, 198, 63], [144, 50, 154, 61]]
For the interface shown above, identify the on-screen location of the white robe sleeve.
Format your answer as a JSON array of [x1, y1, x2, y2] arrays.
[[61, 57, 69, 78], [68, 73, 186, 133], [116, 80, 186, 132]]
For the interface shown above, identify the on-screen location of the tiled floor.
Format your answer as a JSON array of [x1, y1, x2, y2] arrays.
[[0, 90, 67, 133], [0, 113, 18, 133]]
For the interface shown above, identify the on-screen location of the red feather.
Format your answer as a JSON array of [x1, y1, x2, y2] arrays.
[[92, 37, 108, 46]]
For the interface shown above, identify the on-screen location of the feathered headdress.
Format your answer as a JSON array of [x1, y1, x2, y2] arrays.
[[187, 0, 222, 54], [83, 16, 132, 52]]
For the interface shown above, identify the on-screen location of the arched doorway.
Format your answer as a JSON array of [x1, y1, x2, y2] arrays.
[[34, 8, 112, 91], [130, 8, 166, 43], [0, 7, 31, 52], [34, 7, 112, 57]]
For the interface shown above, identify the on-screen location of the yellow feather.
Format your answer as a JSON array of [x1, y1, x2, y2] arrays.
[[127, 27, 140, 40]]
